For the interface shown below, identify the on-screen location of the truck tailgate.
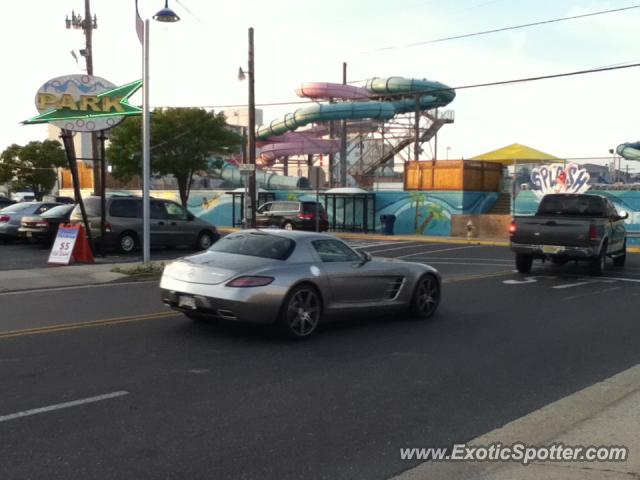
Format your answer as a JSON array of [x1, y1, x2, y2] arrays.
[[512, 216, 592, 247]]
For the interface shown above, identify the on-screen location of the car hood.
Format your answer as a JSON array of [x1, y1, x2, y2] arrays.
[[164, 251, 275, 285]]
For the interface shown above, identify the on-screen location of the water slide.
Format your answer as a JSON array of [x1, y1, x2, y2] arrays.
[[255, 76, 456, 167], [617, 142, 640, 161]]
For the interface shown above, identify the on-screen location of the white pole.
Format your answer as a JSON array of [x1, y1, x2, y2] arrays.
[[142, 19, 151, 263]]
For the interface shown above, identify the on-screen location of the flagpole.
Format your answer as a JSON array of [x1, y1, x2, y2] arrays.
[[142, 18, 150, 263]]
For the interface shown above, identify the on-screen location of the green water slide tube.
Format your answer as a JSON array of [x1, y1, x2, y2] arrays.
[[617, 142, 640, 161], [257, 102, 395, 140], [366, 77, 456, 114]]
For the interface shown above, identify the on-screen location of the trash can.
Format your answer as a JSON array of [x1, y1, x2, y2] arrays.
[[380, 214, 396, 235]]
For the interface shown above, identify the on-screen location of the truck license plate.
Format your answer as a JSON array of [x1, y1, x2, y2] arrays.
[[542, 245, 563, 254], [178, 295, 197, 309]]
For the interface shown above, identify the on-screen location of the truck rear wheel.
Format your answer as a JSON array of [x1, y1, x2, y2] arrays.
[[590, 244, 607, 276], [515, 254, 533, 273], [613, 240, 626, 267]]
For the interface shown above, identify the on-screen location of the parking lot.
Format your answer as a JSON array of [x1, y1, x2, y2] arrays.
[[1, 237, 639, 479]]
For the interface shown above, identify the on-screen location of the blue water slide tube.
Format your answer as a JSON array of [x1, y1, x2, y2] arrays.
[[366, 76, 456, 114], [617, 142, 640, 161], [257, 102, 395, 140]]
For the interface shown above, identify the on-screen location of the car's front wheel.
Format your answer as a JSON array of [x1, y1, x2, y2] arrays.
[[282, 221, 294, 231], [277, 284, 322, 339], [410, 274, 440, 319], [195, 230, 215, 250]]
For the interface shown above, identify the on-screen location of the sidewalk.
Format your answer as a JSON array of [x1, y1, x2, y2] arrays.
[[392, 365, 640, 479]]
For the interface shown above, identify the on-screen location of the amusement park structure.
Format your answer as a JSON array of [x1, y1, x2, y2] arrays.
[[222, 76, 456, 189]]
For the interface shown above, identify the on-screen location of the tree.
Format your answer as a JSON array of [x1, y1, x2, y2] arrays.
[[0, 140, 67, 200], [107, 108, 242, 206]]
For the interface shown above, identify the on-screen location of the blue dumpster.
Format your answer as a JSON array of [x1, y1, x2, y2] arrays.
[[380, 214, 396, 235]]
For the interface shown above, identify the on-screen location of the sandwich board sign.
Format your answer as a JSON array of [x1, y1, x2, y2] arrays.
[[48, 226, 80, 265]]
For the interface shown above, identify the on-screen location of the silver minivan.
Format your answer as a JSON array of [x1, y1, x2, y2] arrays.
[[70, 196, 219, 253]]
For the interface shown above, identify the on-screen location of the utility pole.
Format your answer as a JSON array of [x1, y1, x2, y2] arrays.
[[247, 27, 257, 228], [340, 62, 348, 187]]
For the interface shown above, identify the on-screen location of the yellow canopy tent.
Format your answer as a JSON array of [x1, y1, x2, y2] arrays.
[[470, 143, 562, 213], [470, 143, 561, 164]]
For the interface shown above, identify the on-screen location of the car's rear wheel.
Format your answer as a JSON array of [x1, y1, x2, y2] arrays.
[[277, 284, 322, 339], [515, 253, 533, 273], [613, 240, 626, 267], [410, 274, 440, 319], [118, 231, 138, 253], [283, 221, 293, 231], [195, 230, 214, 250], [590, 243, 607, 276]]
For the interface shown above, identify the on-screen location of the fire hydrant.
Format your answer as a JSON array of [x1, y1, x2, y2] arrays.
[[466, 220, 474, 240]]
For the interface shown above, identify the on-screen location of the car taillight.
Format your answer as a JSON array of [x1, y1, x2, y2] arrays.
[[0, 215, 10, 223], [226, 276, 274, 287], [105, 222, 112, 232], [508, 220, 516, 238], [589, 224, 600, 241], [35, 220, 49, 227], [321, 211, 328, 221], [298, 213, 314, 220]]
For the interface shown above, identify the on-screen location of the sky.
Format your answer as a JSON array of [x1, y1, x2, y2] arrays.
[[3, 0, 640, 172]]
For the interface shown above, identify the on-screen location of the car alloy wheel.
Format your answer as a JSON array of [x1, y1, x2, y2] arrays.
[[283, 222, 293, 231], [280, 286, 321, 338], [197, 231, 214, 250], [412, 274, 440, 319], [119, 233, 137, 253]]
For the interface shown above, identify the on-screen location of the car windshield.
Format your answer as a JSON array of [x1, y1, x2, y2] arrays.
[[537, 195, 605, 217], [72, 197, 102, 216], [41, 204, 75, 218], [0, 202, 38, 214], [208, 232, 295, 260]]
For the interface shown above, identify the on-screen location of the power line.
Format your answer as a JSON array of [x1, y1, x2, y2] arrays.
[[361, 4, 640, 54], [157, 61, 640, 110]]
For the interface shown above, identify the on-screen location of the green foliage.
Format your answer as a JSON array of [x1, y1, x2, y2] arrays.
[[0, 140, 67, 199], [107, 108, 242, 206]]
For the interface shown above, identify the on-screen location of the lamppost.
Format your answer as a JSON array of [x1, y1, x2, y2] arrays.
[[141, 0, 180, 263], [446, 146, 451, 160], [238, 27, 257, 229]]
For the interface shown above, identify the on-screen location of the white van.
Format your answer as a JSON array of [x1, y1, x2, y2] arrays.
[[11, 192, 36, 202]]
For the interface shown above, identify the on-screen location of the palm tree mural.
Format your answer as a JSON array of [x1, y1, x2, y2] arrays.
[[409, 192, 447, 235]]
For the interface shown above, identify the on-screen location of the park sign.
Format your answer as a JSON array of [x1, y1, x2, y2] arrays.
[[530, 162, 591, 198], [23, 75, 142, 132]]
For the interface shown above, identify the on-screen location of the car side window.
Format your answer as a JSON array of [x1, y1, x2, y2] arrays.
[[164, 202, 188, 221], [150, 201, 167, 220], [109, 200, 141, 218], [257, 203, 272, 214], [312, 240, 361, 263]]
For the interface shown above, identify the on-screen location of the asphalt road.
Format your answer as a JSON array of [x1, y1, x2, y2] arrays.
[[1, 241, 639, 480]]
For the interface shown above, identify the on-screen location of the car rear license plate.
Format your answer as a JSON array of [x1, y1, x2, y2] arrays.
[[178, 295, 197, 309], [542, 245, 563, 254]]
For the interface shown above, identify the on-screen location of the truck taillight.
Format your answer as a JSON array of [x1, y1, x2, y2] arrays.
[[0, 215, 10, 223], [509, 220, 516, 238], [589, 224, 599, 241]]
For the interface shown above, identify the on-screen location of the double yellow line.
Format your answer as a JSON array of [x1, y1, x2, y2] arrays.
[[0, 311, 178, 340]]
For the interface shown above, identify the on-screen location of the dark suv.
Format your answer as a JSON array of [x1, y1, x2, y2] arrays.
[[255, 200, 329, 231], [70, 196, 219, 253]]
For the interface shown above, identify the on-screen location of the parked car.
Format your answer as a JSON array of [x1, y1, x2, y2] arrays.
[[255, 200, 329, 231], [0, 197, 15, 209], [11, 191, 36, 202], [18, 204, 75, 244], [0, 202, 61, 242], [160, 230, 441, 339], [69, 196, 219, 253], [510, 193, 628, 275], [43, 195, 75, 205]]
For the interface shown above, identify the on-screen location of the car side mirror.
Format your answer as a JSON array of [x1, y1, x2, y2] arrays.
[[360, 251, 372, 263], [618, 210, 629, 220]]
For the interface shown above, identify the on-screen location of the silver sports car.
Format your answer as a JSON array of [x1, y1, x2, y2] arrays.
[[160, 230, 441, 338]]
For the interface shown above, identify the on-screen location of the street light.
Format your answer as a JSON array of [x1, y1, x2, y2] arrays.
[[142, 0, 180, 263], [238, 27, 257, 229]]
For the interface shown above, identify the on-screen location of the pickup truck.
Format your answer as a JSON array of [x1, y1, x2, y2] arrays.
[[510, 193, 628, 275]]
